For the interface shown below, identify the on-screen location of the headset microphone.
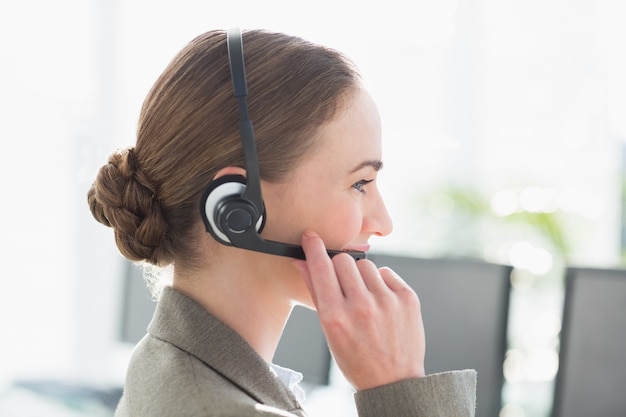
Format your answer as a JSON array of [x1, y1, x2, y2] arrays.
[[200, 28, 366, 261]]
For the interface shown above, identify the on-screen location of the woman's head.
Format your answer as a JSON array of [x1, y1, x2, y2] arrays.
[[88, 29, 362, 268]]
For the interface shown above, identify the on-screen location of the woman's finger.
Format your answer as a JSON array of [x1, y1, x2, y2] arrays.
[[356, 259, 389, 293], [299, 230, 343, 307], [331, 253, 368, 297]]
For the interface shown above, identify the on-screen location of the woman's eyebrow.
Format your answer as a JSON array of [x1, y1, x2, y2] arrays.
[[350, 160, 384, 173]]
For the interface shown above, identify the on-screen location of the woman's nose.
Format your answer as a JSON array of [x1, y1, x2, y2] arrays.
[[364, 187, 393, 237]]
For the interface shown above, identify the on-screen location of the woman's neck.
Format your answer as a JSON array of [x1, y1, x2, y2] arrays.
[[172, 248, 299, 362]]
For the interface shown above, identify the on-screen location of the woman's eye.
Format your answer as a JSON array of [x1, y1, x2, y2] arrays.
[[352, 179, 373, 193]]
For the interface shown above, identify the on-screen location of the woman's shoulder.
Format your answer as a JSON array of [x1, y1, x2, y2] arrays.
[[116, 335, 306, 417], [118, 335, 302, 417]]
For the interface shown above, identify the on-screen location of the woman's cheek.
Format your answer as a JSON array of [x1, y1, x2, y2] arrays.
[[321, 207, 363, 249]]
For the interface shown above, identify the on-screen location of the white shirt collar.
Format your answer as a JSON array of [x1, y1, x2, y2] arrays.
[[268, 362, 306, 404]]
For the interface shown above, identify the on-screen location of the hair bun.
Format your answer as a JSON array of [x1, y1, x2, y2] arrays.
[[87, 147, 168, 264]]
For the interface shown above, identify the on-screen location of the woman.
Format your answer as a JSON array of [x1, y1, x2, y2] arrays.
[[88, 29, 476, 416]]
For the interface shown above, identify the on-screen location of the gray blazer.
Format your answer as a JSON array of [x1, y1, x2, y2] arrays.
[[115, 287, 477, 417]]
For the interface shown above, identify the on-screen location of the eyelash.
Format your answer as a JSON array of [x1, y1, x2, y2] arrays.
[[352, 179, 374, 194]]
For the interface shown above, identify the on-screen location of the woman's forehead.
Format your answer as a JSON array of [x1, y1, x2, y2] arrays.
[[306, 89, 382, 169]]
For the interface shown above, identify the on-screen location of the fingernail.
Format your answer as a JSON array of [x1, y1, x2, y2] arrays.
[[303, 229, 316, 239]]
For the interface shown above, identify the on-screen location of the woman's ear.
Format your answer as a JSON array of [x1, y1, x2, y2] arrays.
[[213, 166, 247, 180]]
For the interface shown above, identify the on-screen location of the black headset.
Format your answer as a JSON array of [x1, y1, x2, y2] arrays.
[[200, 28, 366, 261]]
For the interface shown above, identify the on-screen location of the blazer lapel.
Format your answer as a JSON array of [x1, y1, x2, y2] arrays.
[[148, 287, 305, 415]]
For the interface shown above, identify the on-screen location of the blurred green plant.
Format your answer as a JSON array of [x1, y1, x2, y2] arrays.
[[421, 185, 571, 262]]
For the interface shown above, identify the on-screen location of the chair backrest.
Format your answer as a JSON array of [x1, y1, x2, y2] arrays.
[[552, 266, 626, 417], [368, 253, 512, 417], [274, 305, 331, 386]]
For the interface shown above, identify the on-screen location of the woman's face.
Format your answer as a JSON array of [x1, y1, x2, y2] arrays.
[[261, 88, 393, 259]]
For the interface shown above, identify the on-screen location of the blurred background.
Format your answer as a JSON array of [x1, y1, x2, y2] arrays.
[[1, 0, 624, 416]]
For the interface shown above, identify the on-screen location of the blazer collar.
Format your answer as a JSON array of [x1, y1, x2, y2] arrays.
[[148, 286, 305, 415]]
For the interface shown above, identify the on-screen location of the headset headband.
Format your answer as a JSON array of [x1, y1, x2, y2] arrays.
[[226, 28, 264, 220]]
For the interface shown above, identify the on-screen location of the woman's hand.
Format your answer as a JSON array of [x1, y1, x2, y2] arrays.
[[292, 230, 426, 391]]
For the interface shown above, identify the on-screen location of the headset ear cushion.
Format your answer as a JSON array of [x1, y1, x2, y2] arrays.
[[200, 174, 265, 245]]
